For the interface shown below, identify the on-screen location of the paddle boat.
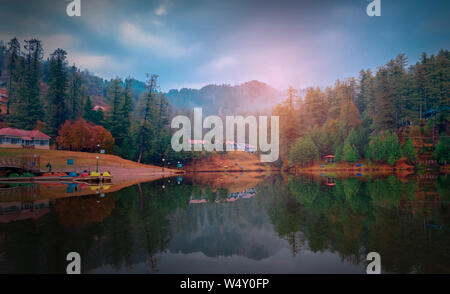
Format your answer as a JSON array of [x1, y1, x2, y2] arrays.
[[72, 171, 112, 183], [101, 171, 113, 182]]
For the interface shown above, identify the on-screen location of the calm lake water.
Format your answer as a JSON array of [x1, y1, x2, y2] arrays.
[[0, 172, 449, 274]]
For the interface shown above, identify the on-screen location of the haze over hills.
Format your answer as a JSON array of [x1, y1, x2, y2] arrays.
[[134, 79, 308, 115], [165, 80, 291, 115]]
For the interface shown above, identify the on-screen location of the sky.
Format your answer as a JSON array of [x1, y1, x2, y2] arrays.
[[0, 0, 449, 91]]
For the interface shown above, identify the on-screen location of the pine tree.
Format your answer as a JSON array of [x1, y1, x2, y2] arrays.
[[6, 38, 21, 115], [288, 137, 319, 166], [274, 88, 302, 160], [434, 138, 449, 165], [343, 142, 360, 162], [137, 74, 158, 163], [373, 68, 396, 133], [302, 87, 327, 127], [403, 138, 417, 162], [357, 69, 374, 116], [83, 96, 96, 123], [149, 93, 172, 161], [117, 78, 135, 158], [23, 39, 44, 129], [7, 39, 43, 129], [0, 41, 4, 78], [94, 108, 105, 126], [367, 134, 385, 162], [385, 54, 410, 127], [7, 58, 26, 127], [334, 144, 343, 162], [122, 78, 134, 130], [46, 48, 68, 138], [311, 128, 332, 156], [414, 52, 430, 120], [385, 132, 402, 165], [345, 127, 369, 157], [68, 65, 84, 120], [337, 100, 362, 140], [106, 77, 124, 144]]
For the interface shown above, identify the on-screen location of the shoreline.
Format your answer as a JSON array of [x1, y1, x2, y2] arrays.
[[0, 166, 182, 202], [54, 165, 182, 185]]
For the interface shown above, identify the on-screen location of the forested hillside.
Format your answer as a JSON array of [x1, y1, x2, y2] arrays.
[[0, 38, 180, 165], [277, 51, 449, 167], [0, 37, 448, 168]]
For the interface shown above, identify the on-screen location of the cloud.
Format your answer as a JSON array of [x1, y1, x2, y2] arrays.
[[155, 5, 167, 16], [40, 34, 77, 55], [154, 0, 171, 16], [194, 56, 240, 85], [68, 52, 131, 78], [119, 21, 197, 58], [207, 56, 238, 71], [195, 46, 315, 91]]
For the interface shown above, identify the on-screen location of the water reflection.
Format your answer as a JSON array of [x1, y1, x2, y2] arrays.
[[0, 173, 449, 273]]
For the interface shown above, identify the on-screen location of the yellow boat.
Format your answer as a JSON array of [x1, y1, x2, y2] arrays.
[[90, 171, 101, 177], [101, 171, 112, 182]]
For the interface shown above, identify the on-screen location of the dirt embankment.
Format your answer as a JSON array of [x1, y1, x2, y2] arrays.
[[184, 151, 278, 172], [0, 148, 181, 185]]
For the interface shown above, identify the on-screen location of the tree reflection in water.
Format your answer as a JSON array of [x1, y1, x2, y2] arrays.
[[0, 174, 448, 273]]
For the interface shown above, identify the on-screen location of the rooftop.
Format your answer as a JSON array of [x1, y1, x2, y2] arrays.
[[0, 127, 50, 139]]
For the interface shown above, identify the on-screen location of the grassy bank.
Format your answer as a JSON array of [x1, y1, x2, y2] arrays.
[[0, 148, 161, 170]]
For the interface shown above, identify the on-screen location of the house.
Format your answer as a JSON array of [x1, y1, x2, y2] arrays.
[[188, 139, 257, 153], [93, 105, 105, 111], [0, 127, 50, 149], [0, 88, 7, 114]]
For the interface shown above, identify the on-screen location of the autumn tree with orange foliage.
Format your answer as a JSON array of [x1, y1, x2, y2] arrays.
[[339, 100, 362, 133], [56, 119, 114, 152]]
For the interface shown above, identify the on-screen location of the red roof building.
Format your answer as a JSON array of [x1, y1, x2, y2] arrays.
[[0, 88, 7, 114], [324, 155, 335, 163], [0, 127, 50, 149], [93, 105, 105, 111]]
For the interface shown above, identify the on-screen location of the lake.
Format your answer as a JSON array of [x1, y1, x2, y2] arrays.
[[0, 172, 449, 274]]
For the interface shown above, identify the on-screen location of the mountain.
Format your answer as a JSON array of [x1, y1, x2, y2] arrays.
[[165, 80, 285, 115]]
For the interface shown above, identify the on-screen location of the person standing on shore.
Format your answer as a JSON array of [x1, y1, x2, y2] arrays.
[[46, 162, 52, 172]]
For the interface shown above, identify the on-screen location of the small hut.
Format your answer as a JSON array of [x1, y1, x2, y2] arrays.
[[324, 155, 335, 164]]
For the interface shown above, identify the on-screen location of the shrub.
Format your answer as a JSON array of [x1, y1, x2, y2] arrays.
[[403, 138, 417, 163], [385, 132, 402, 165], [289, 137, 319, 166], [343, 142, 360, 162], [367, 131, 402, 165], [335, 144, 343, 162], [434, 137, 450, 164]]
